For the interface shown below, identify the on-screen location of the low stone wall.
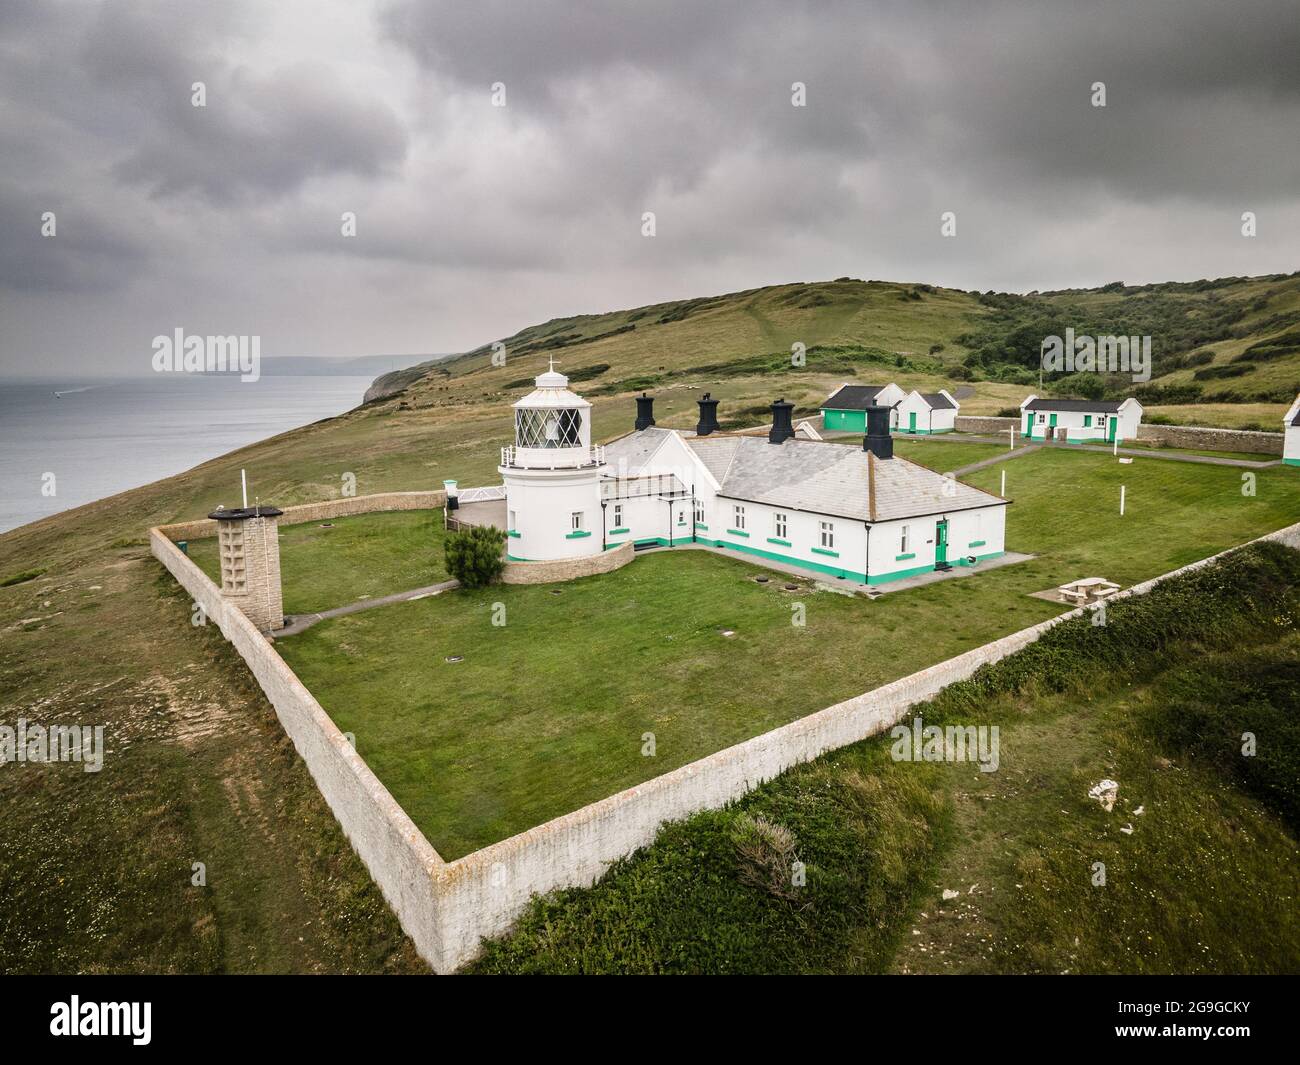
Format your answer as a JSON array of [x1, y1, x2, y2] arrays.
[[149, 527, 453, 969], [501, 541, 635, 584], [953, 414, 1284, 455], [956, 415, 1017, 434], [156, 490, 447, 544], [1135, 423, 1282, 455], [151, 484, 1300, 973]]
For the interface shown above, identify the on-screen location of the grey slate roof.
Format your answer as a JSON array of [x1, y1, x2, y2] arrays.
[[686, 435, 1005, 522], [1024, 397, 1123, 413], [823, 384, 893, 410], [601, 427, 673, 475], [920, 392, 957, 410]]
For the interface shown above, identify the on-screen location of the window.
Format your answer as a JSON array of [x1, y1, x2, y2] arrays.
[[612, 503, 623, 527], [733, 504, 746, 530], [571, 511, 584, 532], [1038, 413, 1046, 424], [509, 509, 517, 531], [773, 512, 788, 539], [694, 499, 705, 524], [900, 524, 910, 552], [820, 521, 835, 549], [516, 406, 582, 449]]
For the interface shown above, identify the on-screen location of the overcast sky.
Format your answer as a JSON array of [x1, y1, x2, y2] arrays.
[[2, 0, 1298, 377]]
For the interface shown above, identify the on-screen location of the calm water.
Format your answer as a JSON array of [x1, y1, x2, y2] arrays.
[[0, 375, 373, 534]]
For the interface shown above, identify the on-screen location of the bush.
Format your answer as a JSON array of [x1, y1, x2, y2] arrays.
[[731, 815, 801, 900], [444, 525, 506, 588]]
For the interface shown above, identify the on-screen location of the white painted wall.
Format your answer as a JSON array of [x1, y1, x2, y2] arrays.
[[896, 390, 958, 433], [867, 505, 1006, 581], [1283, 396, 1300, 465], [1020, 396, 1143, 442], [502, 466, 603, 560]]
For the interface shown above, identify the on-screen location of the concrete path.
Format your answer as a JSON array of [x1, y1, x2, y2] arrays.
[[951, 444, 1039, 477], [896, 432, 1280, 472], [275, 578, 460, 637]]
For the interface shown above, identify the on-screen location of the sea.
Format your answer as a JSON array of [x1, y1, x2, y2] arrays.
[[0, 375, 374, 534]]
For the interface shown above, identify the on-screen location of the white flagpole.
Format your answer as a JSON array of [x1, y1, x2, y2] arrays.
[[1120, 484, 1126, 516], [241, 468, 248, 509]]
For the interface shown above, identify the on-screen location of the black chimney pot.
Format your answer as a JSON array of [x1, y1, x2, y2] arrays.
[[862, 404, 893, 459], [768, 398, 795, 444], [635, 392, 656, 431], [695, 392, 720, 436]]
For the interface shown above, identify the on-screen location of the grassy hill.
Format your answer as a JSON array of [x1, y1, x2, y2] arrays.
[[372, 272, 1300, 431], [1, 269, 1298, 974]]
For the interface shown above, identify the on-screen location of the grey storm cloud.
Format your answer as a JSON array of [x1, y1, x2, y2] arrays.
[[1, 0, 1298, 375]]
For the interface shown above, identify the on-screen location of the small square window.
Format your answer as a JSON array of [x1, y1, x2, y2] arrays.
[[571, 511, 584, 531], [820, 521, 834, 549]]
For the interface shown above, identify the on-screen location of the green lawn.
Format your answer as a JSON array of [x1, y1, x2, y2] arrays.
[[187, 511, 448, 615], [276, 448, 1300, 860], [471, 543, 1300, 974], [891, 438, 1012, 471]]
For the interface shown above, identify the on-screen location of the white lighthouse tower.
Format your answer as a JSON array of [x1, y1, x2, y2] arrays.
[[499, 361, 605, 561]]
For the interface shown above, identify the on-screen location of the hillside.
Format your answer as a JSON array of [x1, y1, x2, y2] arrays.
[[1, 269, 1298, 975], [372, 273, 1300, 431]]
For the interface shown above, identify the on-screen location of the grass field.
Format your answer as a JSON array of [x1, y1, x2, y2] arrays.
[[470, 543, 1300, 973], [278, 447, 1300, 859], [187, 511, 448, 615], [890, 438, 1012, 471]]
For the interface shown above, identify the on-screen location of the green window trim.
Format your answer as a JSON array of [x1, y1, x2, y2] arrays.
[[565, 529, 592, 539], [694, 522, 709, 530], [895, 551, 916, 561], [766, 537, 792, 547], [968, 539, 986, 548], [811, 547, 839, 558], [507, 529, 521, 538], [727, 528, 750, 538], [607, 526, 629, 535]]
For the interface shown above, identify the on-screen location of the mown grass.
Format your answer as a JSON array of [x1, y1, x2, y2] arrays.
[[470, 542, 1300, 973], [279, 448, 1300, 858], [890, 438, 1012, 471], [187, 511, 448, 615]]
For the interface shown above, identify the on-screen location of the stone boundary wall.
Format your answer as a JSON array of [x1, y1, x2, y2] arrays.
[[149, 527, 454, 968], [955, 414, 1283, 455], [151, 485, 1300, 973], [501, 541, 635, 584], [156, 490, 447, 544], [1134, 422, 1282, 455], [425, 519, 1300, 968], [956, 414, 1017, 434]]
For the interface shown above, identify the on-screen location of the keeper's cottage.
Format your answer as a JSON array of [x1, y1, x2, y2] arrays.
[[493, 367, 1009, 585]]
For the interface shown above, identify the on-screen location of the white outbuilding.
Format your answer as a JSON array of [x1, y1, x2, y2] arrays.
[[1284, 393, 1300, 467], [1019, 395, 1143, 444], [896, 389, 959, 434]]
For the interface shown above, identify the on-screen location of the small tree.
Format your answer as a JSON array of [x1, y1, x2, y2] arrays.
[[445, 525, 506, 588]]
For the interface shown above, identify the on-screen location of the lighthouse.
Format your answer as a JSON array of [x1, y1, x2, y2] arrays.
[[499, 362, 606, 561]]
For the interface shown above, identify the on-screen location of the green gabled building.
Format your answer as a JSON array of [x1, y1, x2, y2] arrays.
[[820, 382, 905, 432]]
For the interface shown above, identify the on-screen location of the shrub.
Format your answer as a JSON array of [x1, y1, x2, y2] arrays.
[[444, 526, 506, 588], [731, 815, 801, 900]]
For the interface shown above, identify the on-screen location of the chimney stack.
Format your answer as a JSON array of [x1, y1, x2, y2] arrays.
[[635, 392, 656, 431], [695, 392, 720, 436], [768, 398, 795, 445], [862, 404, 893, 459]]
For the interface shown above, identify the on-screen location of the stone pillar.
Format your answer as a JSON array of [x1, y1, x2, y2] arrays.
[[208, 506, 285, 632]]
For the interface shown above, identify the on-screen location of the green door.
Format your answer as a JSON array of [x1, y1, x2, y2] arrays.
[[1025, 413, 1034, 437], [908, 411, 917, 433], [1107, 416, 1117, 443], [935, 520, 948, 568]]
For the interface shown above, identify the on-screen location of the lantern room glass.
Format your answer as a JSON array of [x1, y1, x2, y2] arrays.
[[516, 407, 582, 449]]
